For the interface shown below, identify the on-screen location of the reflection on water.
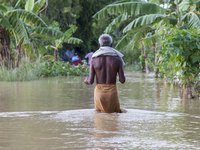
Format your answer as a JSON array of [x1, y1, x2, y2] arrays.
[[0, 73, 200, 149]]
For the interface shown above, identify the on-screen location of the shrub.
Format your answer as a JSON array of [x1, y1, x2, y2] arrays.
[[40, 60, 89, 77]]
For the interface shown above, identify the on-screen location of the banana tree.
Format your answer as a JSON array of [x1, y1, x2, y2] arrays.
[[0, 0, 48, 66], [33, 26, 83, 61], [93, 0, 200, 73], [0, 0, 68, 67], [93, 0, 169, 73]]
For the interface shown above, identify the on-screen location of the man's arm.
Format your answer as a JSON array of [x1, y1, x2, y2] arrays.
[[118, 61, 125, 84], [84, 59, 95, 85], [85, 54, 88, 59]]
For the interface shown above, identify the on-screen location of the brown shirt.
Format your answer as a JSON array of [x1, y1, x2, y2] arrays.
[[85, 55, 125, 84]]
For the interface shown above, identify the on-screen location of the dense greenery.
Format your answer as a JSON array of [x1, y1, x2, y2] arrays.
[[1, 0, 200, 98], [41, 60, 89, 77], [0, 59, 89, 81], [159, 28, 200, 86], [42, 0, 116, 55]]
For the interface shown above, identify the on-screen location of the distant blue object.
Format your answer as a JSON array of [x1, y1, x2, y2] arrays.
[[71, 56, 79, 62]]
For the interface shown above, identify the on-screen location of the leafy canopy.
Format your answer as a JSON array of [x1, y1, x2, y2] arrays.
[[159, 28, 200, 85]]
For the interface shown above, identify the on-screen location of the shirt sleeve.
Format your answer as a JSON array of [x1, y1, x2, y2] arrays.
[[85, 54, 88, 59]]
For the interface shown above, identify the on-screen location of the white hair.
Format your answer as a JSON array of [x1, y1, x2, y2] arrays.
[[98, 34, 113, 47]]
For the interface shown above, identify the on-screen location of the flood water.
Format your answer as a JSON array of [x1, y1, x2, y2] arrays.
[[0, 72, 200, 150]]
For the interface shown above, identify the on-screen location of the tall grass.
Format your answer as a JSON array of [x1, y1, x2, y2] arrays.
[[0, 59, 42, 81]]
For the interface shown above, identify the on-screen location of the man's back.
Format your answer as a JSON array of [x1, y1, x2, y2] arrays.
[[89, 55, 125, 84]]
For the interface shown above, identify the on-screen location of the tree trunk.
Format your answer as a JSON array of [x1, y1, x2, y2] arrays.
[[0, 25, 11, 66], [155, 42, 159, 78], [15, 44, 22, 67], [144, 50, 149, 73], [141, 41, 149, 73], [54, 49, 58, 62], [22, 46, 29, 63]]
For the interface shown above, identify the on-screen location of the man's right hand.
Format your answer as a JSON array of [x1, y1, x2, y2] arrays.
[[84, 78, 89, 85]]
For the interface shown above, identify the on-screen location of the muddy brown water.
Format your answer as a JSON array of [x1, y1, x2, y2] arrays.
[[0, 72, 200, 150]]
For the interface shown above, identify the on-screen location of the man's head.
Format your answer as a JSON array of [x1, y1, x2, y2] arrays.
[[98, 34, 112, 47]]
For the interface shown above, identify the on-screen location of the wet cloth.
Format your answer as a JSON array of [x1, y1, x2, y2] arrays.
[[92, 46, 125, 66], [94, 84, 121, 113]]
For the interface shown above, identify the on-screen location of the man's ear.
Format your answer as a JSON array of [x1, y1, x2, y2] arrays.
[[110, 43, 112, 47], [98, 43, 100, 48]]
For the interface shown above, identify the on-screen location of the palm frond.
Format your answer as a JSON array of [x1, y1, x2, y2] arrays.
[[195, 1, 200, 11], [179, 0, 194, 12], [25, 0, 34, 12], [0, 13, 12, 30], [30, 27, 65, 39], [10, 18, 30, 44], [64, 26, 78, 37], [105, 15, 122, 33], [14, 0, 23, 9], [65, 37, 83, 44], [115, 32, 136, 50], [45, 45, 56, 50], [31, 0, 46, 14], [93, 2, 168, 20], [0, 4, 8, 13], [112, 0, 142, 4], [116, 26, 149, 51], [142, 33, 161, 48], [105, 13, 130, 33], [6, 9, 47, 27], [126, 32, 141, 50], [157, 17, 178, 27], [123, 14, 168, 33], [182, 12, 200, 33], [2, 3, 14, 11], [147, 0, 160, 4]]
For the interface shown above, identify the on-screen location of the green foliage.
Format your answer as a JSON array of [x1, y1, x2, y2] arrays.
[[30, 27, 65, 39], [123, 14, 168, 33], [93, 0, 170, 54], [0, 58, 89, 81], [159, 28, 200, 86], [41, 60, 89, 77], [25, 0, 34, 11], [93, 1, 168, 20], [6, 9, 48, 27], [31, 0, 46, 14]]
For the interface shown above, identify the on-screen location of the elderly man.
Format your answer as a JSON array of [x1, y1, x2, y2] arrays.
[[84, 34, 126, 113]]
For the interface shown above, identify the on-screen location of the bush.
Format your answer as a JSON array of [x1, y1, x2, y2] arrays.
[[159, 28, 200, 86], [40, 60, 89, 77]]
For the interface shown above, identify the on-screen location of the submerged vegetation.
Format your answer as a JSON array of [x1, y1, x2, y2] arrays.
[[41, 60, 89, 77], [0, 59, 89, 81]]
